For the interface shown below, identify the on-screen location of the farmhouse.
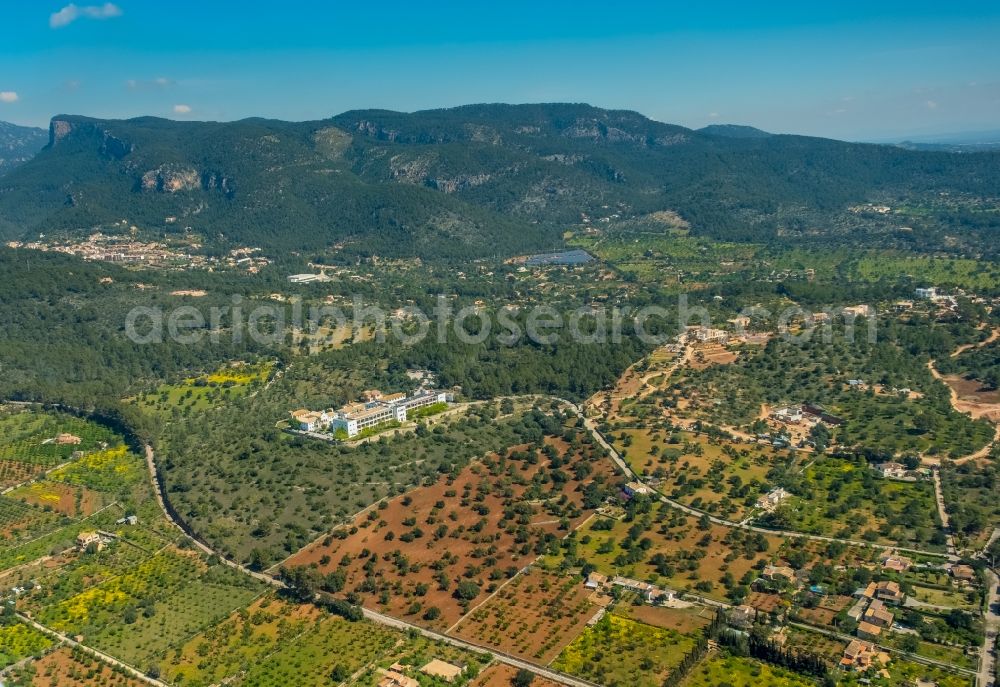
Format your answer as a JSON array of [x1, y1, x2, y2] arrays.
[[585, 572, 609, 590], [378, 669, 419, 687], [862, 599, 895, 628], [757, 488, 790, 511], [842, 304, 874, 318], [861, 580, 905, 605], [287, 273, 333, 284], [839, 639, 889, 672], [801, 405, 845, 426], [874, 462, 908, 480], [857, 620, 883, 640], [771, 406, 803, 423], [622, 481, 652, 498], [880, 554, 912, 573], [55, 433, 82, 445], [915, 287, 939, 300], [949, 564, 976, 582], [76, 531, 104, 552], [610, 576, 674, 603]]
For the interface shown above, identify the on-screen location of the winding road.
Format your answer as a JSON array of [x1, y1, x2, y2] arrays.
[[560, 399, 952, 559]]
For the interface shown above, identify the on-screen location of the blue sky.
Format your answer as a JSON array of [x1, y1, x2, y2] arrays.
[[1, 1, 999, 140]]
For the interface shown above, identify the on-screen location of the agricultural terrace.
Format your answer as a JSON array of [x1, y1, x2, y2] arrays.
[[610, 428, 788, 520], [134, 359, 274, 417], [759, 455, 944, 550], [0, 412, 152, 563], [157, 397, 570, 566], [236, 616, 399, 687], [5, 646, 147, 686], [351, 634, 487, 687], [6, 480, 108, 517], [450, 567, 599, 663], [586, 343, 684, 425], [613, 601, 713, 634], [552, 614, 698, 687], [284, 431, 617, 630], [164, 593, 487, 687], [568, 219, 755, 287], [939, 458, 1000, 551], [670, 336, 994, 458], [160, 596, 325, 685], [28, 546, 264, 667], [471, 664, 561, 687], [835, 658, 973, 687], [0, 495, 60, 545], [557, 503, 781, 603], [0, 406, 120, 489], [680, 654, 818, 687], [0, 620, 53, 670], [0, 410, 163, 574]]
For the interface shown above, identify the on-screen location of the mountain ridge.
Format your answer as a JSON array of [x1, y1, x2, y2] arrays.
[[0, 120, 48, 176], [2, 103, 998, 260]]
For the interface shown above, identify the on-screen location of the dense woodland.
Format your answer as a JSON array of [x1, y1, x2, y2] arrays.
[[2, 104, 999, 260]]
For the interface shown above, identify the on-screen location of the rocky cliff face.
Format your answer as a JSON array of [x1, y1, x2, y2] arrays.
[[49, 118, 134, 159], [0, 120, 48, 175], [139, 165, 234, 195]]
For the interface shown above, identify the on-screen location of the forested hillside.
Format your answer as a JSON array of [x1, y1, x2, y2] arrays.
[[0, 120, 47, 175], [1, 104, 998, 260]]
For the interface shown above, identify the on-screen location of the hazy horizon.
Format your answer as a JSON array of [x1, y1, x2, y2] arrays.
[[1, 1, 999, 141]]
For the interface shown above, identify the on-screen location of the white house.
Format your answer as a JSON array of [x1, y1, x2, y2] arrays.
[[874, 462, 908, 480]]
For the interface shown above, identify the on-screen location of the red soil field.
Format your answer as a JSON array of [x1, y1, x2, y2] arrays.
[[25, 647, 146, 687], [471, 663, 562, 687], [284, 432, 618, 631], [451, 566, 599, 663]]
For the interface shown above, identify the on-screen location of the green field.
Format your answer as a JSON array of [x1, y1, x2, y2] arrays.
[[0, 621, 54, 669], [91, 577, 263, 668], [761, 456, 944, 550], [553, 614, 697, 687], [0, 407, 120, 468], [134, 360, 274, 418], [238, 615, 400, 687], [681, 654, 817, 687]]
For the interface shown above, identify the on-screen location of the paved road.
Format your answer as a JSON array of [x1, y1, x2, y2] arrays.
[[557, 399, 951, 560], [16, 613, 169, 687], [144, 445, 283, 589], [980, 569, 999, 687], [143, 446, 601, 687], [363, 607, 603, 687], [673, 588, 976, 676]]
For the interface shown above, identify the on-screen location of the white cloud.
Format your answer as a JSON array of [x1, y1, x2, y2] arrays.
[[126, 77, 175, 91], [173, 104, 192, 114], [50, 3, 123, 29], [925, 100, 938, 109], [708, 112, 720, 119], [0, 91, 18, 103]]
